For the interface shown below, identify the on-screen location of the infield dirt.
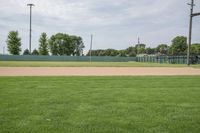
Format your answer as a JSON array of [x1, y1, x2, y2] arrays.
[[0, 67, 200, 76]]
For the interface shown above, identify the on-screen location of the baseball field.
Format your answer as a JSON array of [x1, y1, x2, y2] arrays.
[[0, 61, 200, 133], [0, 61, 200, 67]]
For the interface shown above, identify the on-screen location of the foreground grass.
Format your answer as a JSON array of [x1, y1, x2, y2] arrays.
[[0, 76, 200, 133], [0, 61, 197, 67]]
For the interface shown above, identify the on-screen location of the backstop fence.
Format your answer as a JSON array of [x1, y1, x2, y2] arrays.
[[0, 55, 199, 64]]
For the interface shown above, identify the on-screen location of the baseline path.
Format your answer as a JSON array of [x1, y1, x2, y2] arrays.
[[0, 67, 200, 76]]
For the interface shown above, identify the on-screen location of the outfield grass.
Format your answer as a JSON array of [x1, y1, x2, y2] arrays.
[[0, 61, 198, 67], [0, 76, 200, 133]]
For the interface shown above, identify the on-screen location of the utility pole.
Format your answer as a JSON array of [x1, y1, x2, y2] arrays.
[[27, 4, 34, 53], [89, 34, 93, 62], [187, 0, 200, 66], [138, 37, 140, 44], [3, 46, 5, 55]]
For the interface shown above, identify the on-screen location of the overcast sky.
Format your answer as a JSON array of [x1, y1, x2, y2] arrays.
[[0, 0, 200, 54]]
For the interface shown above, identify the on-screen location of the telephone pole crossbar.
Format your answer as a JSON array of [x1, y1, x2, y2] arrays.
[[192, 12, 200, 17]]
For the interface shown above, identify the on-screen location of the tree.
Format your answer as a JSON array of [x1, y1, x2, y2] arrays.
[[49, 35, 58, 55], [56, 33, 71, 55], [125, 47, 137, 57], [156, 44, 169, 55], [32, 49, 39, 55], [71, 36, 85, 56], [170, 36, 187, 55], [23, 49, 30, 55], [118, 50, 127, 57], [49, 33, 85, 56], [145, 47, 156, 55], [135, 44, 146, 54], [191, 43, 200, 55], [6, 31, 21, 55], [39, 32, 49, 55]]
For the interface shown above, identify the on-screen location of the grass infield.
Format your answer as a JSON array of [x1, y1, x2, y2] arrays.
[[1, 61, 200, 67], [0, 76, 200, 133]]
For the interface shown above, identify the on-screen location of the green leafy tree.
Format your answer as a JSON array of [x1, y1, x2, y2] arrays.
[[39, 32, 49, 55], [103, 49, 118, 56], [57, 33, 71, 55], [170, 36, 187, 55], [156, 44, 169, 55], [49, 36, 58, 55], [125, 47, 137, 57], [49, 33, 85, 56], [70, 36, 85, 56], [23, 49, 30, 55], [97, 50, 105, 56], [32, 49, 39, 55], [145, 47, 156, 55], [135, 44, 146, 54], [118, 50, 127, 57], [6, 31, 21, 55], [191, 43, 200, 55]]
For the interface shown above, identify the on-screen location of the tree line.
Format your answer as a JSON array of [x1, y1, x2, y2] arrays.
[[5, 31, 200, 56], [87, 36, 200, 57], [6, 31, 85, 56]]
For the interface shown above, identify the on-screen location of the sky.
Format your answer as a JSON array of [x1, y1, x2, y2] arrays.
[[0, 0, 200, 54]]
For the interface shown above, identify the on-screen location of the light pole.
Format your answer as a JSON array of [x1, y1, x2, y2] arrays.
[[27, 3, 34, 53], [187, 0, 200, 66], [3, 46, 5, 55], [138, 37, 140, 44], [89, 34, 93, 62]]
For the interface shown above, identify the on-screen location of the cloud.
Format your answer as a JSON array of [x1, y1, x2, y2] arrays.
[[0, 0, 199, 54]]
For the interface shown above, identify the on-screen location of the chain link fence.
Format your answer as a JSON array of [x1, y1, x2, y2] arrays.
[[0, 55, 199, 64], [136, 55, 200, 64], [0, 55, 136, 62]]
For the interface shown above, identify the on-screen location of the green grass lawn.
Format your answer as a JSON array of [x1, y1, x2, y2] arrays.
[[1, 61, 199, 67], [0, 76, 200, 133]]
